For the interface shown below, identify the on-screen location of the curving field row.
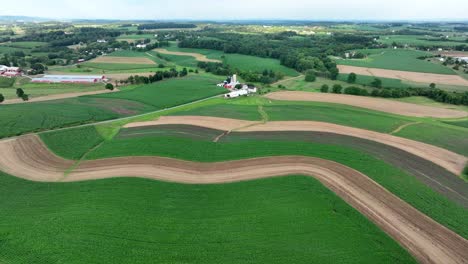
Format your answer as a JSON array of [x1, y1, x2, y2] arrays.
[[265, 91, 468, 118], [0, 135, 466, 264], [124, 116, 468, 175]]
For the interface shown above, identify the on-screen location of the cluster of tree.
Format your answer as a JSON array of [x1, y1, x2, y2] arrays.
[[137, 23, 197, 30], [197, 62, 230, 76], [16, 27, 121, 47], [240, 69, 285, 84], [15, 88, 29, 101], [178, 31, 373, 77], [120, 68, 188, 85]]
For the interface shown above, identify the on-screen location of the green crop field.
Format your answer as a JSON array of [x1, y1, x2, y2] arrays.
[[394, 122, 468, 156], [336, 48, 455, 74], [379, 35, 466, 47], [0, 82, 105, 100], [92, 74, 226, 107], [0, 75, 229, 138], [156, 46, 300, 76], [39, 128, 467, 239], [117, 33, 155, 40], [0, 77, 15, 88], [0, 171, 415, 263], [41, 126, 104, 160], [80, 62, 158, 71], [0, 97, 153, 138], [3, 41, 48, 49], [172, 96, 468, 156]]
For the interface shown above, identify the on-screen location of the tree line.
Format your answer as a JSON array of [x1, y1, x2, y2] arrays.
[[120, 68, 190, 85], [319, 84, 468, 106]]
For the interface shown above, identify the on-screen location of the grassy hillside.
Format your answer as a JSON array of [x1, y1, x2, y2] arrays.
[[336, 49, 455, 74], [0, 172, 415, 263]]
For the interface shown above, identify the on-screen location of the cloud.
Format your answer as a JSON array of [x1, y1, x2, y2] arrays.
[[1, 0, 467, 20]]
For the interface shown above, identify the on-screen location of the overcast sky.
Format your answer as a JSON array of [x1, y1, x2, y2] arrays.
[[1, 0, 468, 21]]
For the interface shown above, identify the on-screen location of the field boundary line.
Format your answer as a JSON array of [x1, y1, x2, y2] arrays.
[[390, 122, 421, 135], [62, 141, 105, 180]]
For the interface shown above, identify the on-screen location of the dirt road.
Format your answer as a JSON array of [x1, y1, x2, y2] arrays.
[[2, 89, 119, 105], [153, 48, 222, 63], [0, 134, 466, 264], [338, 65, 468, 86], [126, 116, 467, 175], [265, 91, 468, 118]]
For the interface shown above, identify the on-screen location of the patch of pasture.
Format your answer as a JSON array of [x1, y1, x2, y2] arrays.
[[336, 48, 455, 74]]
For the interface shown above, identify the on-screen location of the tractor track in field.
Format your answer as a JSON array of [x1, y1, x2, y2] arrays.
[[0, 134, 466, 264], [265, 91, 468, 118]]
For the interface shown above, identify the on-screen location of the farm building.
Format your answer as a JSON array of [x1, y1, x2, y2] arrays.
[[31, 75, 107, 84], [0, 65, 22, 77], [136, 44, 147, 49], [218, 74, 257, 98]]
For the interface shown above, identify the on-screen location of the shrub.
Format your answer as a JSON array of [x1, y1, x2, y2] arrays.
[[304, 70, 316, 82], [105, 83, 114, 90], [370, 78, 382, 88], [332, 84, 342, 94], [320, 84, 329, 93], [0, 93, 4, 103], [16, 88, 25, 98], [347, 73, 357, 83]]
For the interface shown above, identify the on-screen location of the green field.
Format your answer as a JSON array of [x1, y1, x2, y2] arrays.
[[155, 45, 300, 76], [336, 49, 455, 74], [379, 35, 467, 47], [39, 127, 467, 239], [92, 74, 226, 107], [0, 77, 15, 88], [80, 62, 158, 71], [0, 82, 105, 100], [0, 171, 415, 263], [338, 73, 468, 92], [171, 96, 468, 156], [394, 122, 468, 156], [117, 34, 155, 40], [0, 75, 229, 138], [0, 97, 153, 138]]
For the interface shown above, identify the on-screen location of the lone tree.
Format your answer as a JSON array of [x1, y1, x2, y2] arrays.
[[21, 94, 29, 101], [370, 78, 382, 88], [347, 72, 357, 83], [304, 70, 316, 82], [16, 88, 24, 98], [0, 93, 4, 103], [429, 83, 436, 89], [332, 84, 343, 94], [105, 83, 114, 90], [320, 84, 329, 93]]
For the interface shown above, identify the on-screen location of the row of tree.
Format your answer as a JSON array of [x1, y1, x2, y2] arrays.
[[120, 68, 190, 85], [319, 84, 468, 105]]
